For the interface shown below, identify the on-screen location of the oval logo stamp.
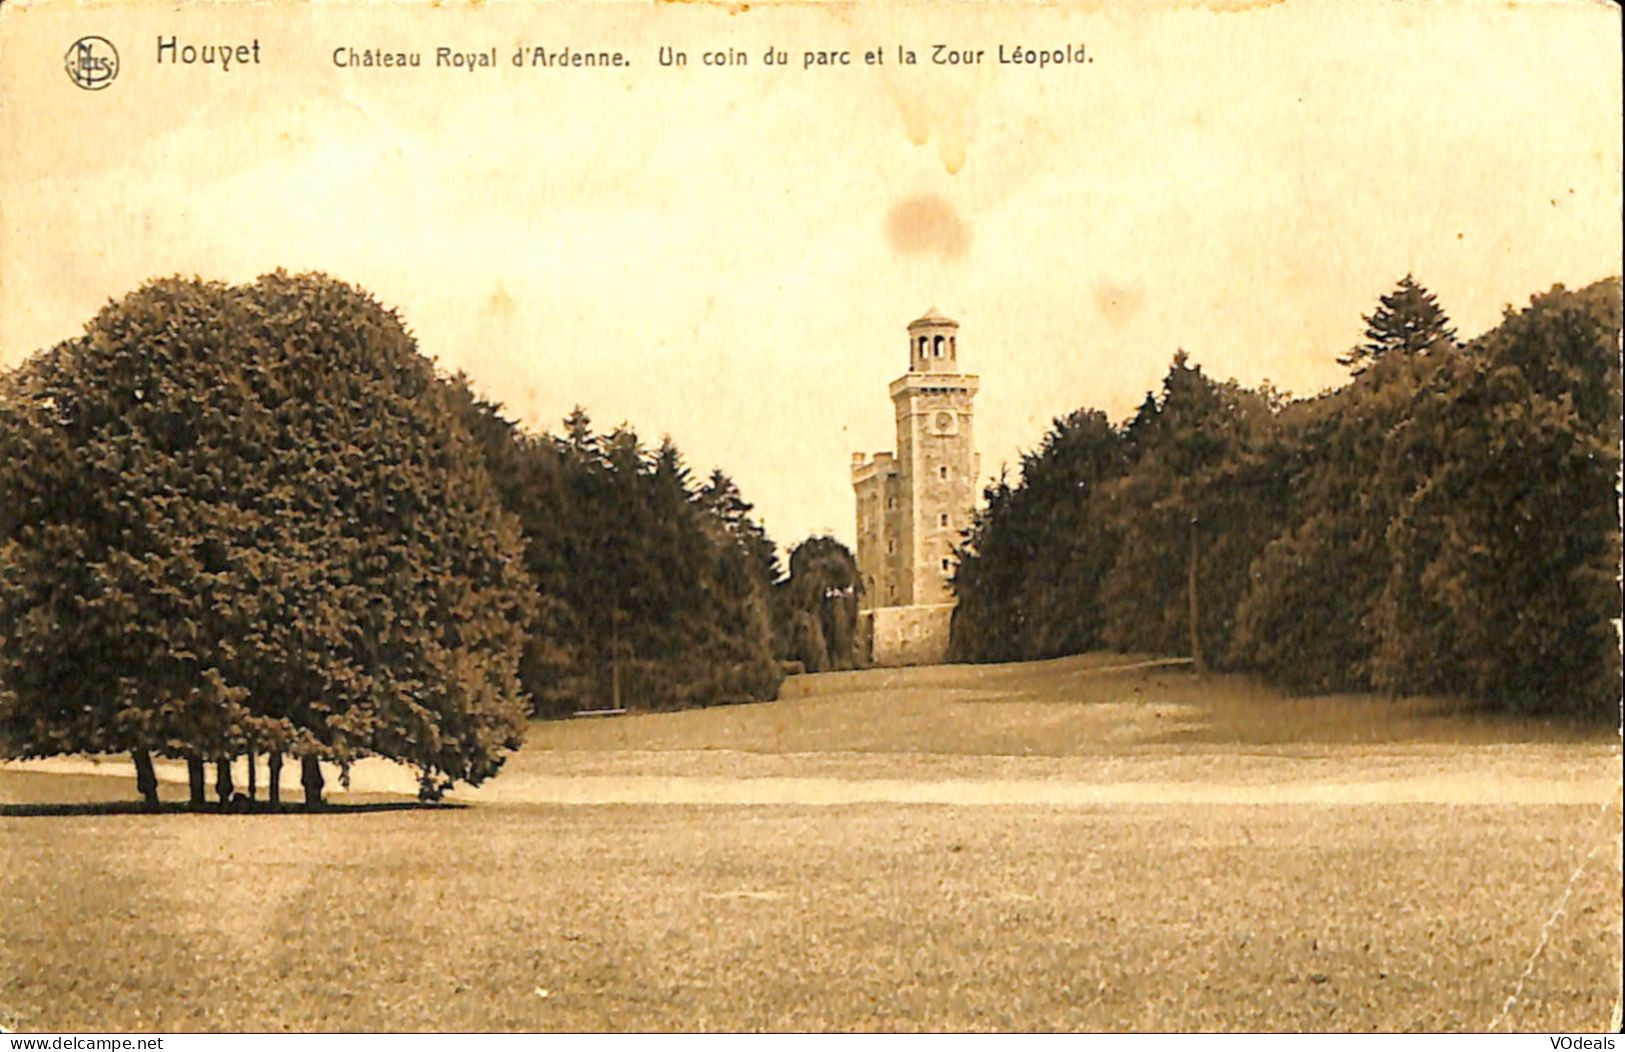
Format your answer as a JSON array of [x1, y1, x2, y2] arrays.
[[65, 36, 119, 90]]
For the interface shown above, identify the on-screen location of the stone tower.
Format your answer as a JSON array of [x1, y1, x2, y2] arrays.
[[851, 309, 980, 665]]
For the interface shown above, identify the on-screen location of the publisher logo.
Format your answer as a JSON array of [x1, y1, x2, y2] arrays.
[[65, 36, 119, 90]]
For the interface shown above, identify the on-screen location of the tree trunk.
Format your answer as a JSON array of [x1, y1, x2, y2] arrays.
[[186, 756, 206, 806], [1187, 516, 1206, 678], [611, 622, 622, 711], [132, 750, 159, 810], [215, 757, 235, 805], [268, 751, 283, 807], [301, 755, 325, 809], [246, 748, 257, 801]]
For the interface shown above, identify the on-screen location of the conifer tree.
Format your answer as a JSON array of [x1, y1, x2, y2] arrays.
[[950, 410, 1122, 663], [1338, 274, 1457, 375]]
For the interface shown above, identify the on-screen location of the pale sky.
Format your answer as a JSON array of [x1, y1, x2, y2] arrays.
[[2, 0, 1620, 553]]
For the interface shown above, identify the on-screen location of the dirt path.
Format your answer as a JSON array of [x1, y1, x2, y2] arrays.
[[6, 747, 1616, 807], [449, 772, 1616, 806]]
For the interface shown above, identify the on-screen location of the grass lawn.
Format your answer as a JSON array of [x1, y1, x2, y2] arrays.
[[529, 654, 1611, 756], [1, 655, 1619, 1032]]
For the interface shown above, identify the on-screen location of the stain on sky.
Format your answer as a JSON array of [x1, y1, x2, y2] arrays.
[[1094, 283, 1144, 327], [886, 195, 971, 260], [486, 283, 517, 320]]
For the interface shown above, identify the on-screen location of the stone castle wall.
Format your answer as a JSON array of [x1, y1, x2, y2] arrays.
[[861, 603, 956, 667]]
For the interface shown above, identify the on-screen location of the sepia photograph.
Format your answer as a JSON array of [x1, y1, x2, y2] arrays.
[[0, 0, 1621, 1036]]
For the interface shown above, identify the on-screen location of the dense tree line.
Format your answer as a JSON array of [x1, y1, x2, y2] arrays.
[[0, 271, 851, 808], [949, 409, 1123, 663], [452, 384, 864, 701], [951, 277, 1622, 718], [447, 390, 785, 718]]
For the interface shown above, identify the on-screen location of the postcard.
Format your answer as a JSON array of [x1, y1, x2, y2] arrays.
[[1, 0, 1620, 1035]]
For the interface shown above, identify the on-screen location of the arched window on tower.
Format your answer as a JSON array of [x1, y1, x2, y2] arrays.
[[933, 335, 944, 357], [950, 336, 957, 356], [918, 336, 928, 360]]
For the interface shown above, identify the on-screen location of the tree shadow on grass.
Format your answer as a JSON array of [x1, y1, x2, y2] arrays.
[[0, 799, 466, 818]]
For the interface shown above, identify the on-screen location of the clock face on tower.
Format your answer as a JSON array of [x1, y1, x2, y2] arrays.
[[933, 410, 956, 435]]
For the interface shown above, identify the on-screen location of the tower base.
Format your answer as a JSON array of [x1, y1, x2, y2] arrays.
[[859, 603, 956, 667]]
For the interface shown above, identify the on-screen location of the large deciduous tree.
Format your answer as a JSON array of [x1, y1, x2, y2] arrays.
[[1229, 348, 1439, 691], [0, 272, 536, 806], [775, 536, 860, 672], [1097, 353, 1283, 673]]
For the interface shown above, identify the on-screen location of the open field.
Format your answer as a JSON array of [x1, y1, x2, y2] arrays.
[[2, 656, 1620, 1032]]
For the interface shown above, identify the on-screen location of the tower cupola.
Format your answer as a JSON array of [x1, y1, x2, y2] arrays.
[[907, 308, 960, 373]]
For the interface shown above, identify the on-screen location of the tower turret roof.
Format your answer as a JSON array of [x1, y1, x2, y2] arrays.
[[908, 307, 958, 328]]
